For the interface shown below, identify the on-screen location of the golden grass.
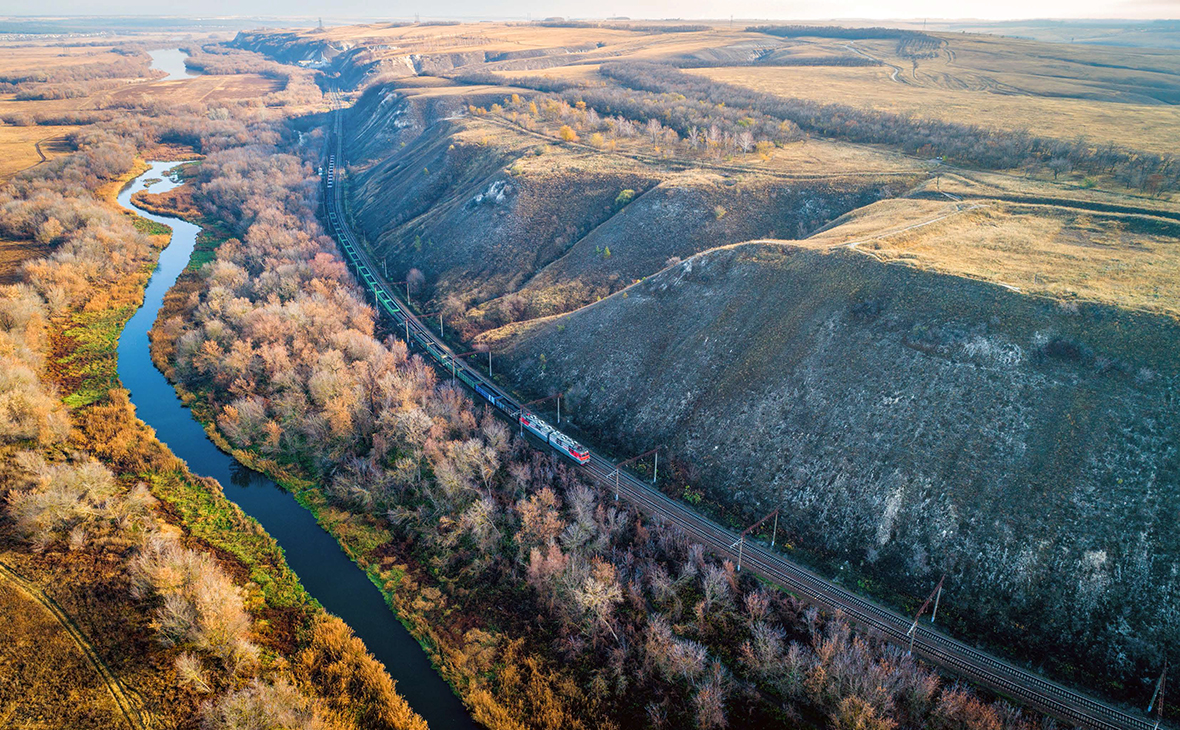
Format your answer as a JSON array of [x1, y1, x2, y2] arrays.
[[283, 22, 749, 68], [0, 45, 135, 76], [0, 571, 131, 729], [307, 22, 657, 53], [0, 124, 78, 178], [800, 197, 1180, 317], [496, 65, 602, 82], [0, 237, 52, 283], [691, 64, 1180, 157], [397, 81, 530, 99], [105, 73, 283, 106]]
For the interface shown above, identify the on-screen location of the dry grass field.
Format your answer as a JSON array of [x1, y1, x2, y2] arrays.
[[799, 196, 1180, 317], [105, 73, 282, 106], [685, 30, 1180, 154], [693, 64, 1180, 156], [0, 124, 77, 177], [0, 561, 136, 730], [0, 237, 53, 284], [0, 44, 141, 76], [300, 21, 736, 58]]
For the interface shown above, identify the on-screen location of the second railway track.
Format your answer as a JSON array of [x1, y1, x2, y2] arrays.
[[321, 89, 1160, 730]]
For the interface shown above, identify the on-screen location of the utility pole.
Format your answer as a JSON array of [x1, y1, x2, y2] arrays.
[[734, 508, 779, 572], [456, 348, 492, 378], [907, 575, 946, 655], [1148, 664, 1167, 730], [931, 576, 944, 624], [523, 392, 563, 424], [613, 447, 663, 500]]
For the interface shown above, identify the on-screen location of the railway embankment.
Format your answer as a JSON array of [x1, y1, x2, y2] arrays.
[[484, 240, 1180, 700]]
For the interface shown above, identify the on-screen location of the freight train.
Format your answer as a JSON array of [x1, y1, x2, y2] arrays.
[[324, 155, 590, 465]]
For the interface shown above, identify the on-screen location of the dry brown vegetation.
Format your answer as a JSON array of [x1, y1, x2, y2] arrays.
[[693, 64, 1180, 157], [801, 193, 1180, 317], [0, 124, 78, 178], [0, 571, 132, 728], [0, 83, 423, 729], [105, 73, 283, 108], [154, 126, 1047, 730], [0, 236, 51, 284]]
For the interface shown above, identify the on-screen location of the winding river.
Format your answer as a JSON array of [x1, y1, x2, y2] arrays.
[[116, 162, 478, 730]]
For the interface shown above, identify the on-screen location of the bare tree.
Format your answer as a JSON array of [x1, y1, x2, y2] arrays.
[[646, 118, 662, 145], [737, 130, 754, 153]]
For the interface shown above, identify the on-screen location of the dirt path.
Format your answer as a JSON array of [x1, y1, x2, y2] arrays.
[[837, 202, 989, 254], [0, 559, 149, 730], [844, 41, 904, 83]]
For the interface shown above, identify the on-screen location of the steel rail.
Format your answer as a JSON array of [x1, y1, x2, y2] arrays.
[[320, 89, 1160, 730]]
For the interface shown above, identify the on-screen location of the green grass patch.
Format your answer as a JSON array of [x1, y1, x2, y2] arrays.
[[58, 304, 136, 409], [132, 217, 172, 237], [187, 223, 232, 272], [145, 468, 313, 612]]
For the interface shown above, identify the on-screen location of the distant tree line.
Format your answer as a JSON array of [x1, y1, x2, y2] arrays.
[[535, 20, 712, 33], [598, 61, 1180, 194], [0, 51, 157, 85], [674, 55, 883, 69], [458, 72, 799, 156], [748, 24, 941, 46]]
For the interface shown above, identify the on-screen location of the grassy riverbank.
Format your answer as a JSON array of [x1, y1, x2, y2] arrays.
[[2, 150, 425, 728]]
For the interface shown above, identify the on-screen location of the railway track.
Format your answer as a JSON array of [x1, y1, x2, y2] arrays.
[[321, 90, 1162, 730]]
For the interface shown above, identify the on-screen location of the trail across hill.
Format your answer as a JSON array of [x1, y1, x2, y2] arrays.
[[324, 90, 1164, 730], [0, 559, 148, 730]]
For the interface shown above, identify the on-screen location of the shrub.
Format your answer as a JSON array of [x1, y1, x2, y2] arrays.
[[200, 677, 337, 730]]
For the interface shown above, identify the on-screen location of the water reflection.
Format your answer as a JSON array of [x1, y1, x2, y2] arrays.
[[114, 162, 480, 730], [147, 48, 198, 82]]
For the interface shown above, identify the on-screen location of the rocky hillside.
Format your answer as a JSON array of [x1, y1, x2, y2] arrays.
[[343, 84, 907, 331], [335, 70, 1179, 696], [484, 242, 1180, 685]]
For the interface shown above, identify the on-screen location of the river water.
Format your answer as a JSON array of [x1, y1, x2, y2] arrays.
[[116, 162, 478, 730], [146, 49, 199, 81]]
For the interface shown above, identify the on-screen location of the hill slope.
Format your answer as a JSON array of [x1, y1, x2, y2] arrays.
[[343, 84, 911, 329], [484, 242, 1180, 685]]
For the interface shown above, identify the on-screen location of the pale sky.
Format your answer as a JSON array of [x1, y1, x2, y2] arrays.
[[0, 0, 1177, 20]]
